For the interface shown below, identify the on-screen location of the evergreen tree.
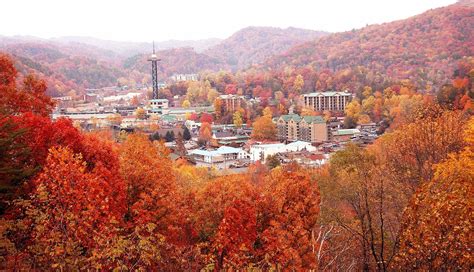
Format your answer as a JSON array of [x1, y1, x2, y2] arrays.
[[165, 131, 175, 142], [182, 126, 192, 141]]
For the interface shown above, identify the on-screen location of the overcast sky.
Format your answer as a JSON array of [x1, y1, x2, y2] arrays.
[[1, 0, 457, 42]]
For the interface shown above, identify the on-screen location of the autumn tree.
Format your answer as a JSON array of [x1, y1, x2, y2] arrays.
[[5, 147, 125, 270], [182, 99, 191, 108], [135, 107, 146, 119], [0, 117, 31, 213], [213, 199, 257, 270], [199, 122, 212, 144], [292, 74, 305, 96], [393, 120, 474, 270], [0, 54, 54, 116], [193, 174, 258, 269], [233, 111, 243, 128], [324, 143, 405, 271], [377, 107, 468, 190], [119, 134, 175, 223], [251, 111, 276, 141], [260, 165, 320, 270]]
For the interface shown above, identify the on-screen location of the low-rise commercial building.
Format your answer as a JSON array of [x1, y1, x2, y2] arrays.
[[189, 146, 249, 169], [148, 99, 169, 114], [249, 141, 316, 162], [332, 128, 361, 141]]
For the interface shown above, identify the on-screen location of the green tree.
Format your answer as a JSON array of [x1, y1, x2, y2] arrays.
[[265, 154, 280, 169], [165, 131, 175, 142], [182, 126, 192, 141]]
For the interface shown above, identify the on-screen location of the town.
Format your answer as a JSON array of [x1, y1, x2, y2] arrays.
[[1, 0, 472, 270], [52, 58, 381, 173]]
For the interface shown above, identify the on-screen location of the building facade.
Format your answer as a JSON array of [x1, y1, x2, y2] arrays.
[[249, 141, 317, 162], [218, 94, 244, 112], [148, 99, 169, 114], [303, 91, 351, 112], [276, 114, 328, 143], [171, 74, 198, 82]]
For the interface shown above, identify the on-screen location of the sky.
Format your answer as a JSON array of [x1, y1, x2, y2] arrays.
[[1, 0, 457, 42]]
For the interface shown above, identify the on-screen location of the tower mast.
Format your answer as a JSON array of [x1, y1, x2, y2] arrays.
[[148, 41, 161, 99]]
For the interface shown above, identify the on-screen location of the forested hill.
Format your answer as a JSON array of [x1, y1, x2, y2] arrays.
[[204, 26, 328, 70], [264, 2, 474, 90]]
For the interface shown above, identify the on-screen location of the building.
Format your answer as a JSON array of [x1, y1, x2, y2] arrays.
[[189, 146, 248, 169], [84, 93, 98, 103], [276, 114, 328, 143], [249, 141, 316, 162], [278, 151, 330, 167], [303, 91, 351, 112], [332, 128, 361, 142], [171, 74, 198, 82], [218, 94, 244, 112], [52, 96, 73, 108], [249, 143, 286, 162], [211, 131, 250, 147], [148, 99, 169, 114]]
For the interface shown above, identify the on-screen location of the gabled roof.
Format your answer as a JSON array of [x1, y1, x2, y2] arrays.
[[279, 114, 302, 122]]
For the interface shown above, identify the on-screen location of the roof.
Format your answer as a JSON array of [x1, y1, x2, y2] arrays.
[[189, 146, 243, 157], [150, 99, 169, 102], [161, 115, 177, 122], [213, 131, 234, 138], [219, 94, 244, 99], [279, 114, 325, 124], [216, 146, 242, 154], [302, 115, 326, 123], [251, 143, 286, 149], [189, 149, 218, 157], [333, 129, 361, 136], [286, 141, 312, 148], [279, 114, 301, 122], [303, 91, 351, 97]]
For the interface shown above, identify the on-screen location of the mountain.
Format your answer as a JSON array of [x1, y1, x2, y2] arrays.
[[51, 36, 223, 55], [0, 41, 127, 96], [205, 27, 328, 70], [264, 2, 474, 89], [122, 47, 225, 78], [0, 26, 325, 96]]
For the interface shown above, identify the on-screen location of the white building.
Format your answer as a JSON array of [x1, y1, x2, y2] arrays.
[[171, 74, 198, 82], [249, 141, 316, 162], [303, 91, 351, 112], [103, 92, 141, 103], [185, 120, 201, 130], [148, 99, 169, 114], [189, 146, 248, 169]]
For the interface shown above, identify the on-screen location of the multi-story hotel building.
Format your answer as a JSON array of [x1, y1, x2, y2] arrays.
[[303, 91, 351, 112], [218, 94, 244, 112], [276, 114, 328, 143]]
